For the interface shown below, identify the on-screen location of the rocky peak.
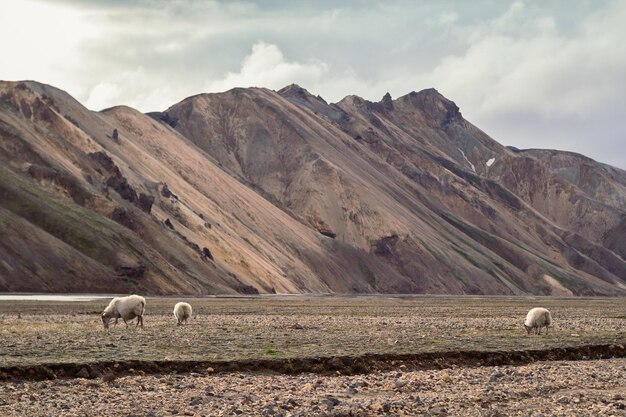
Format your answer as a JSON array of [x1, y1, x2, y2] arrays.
[[400, 88, 462, 128], [380, 92, 394, 111], [278, 84, 313, 100], [337, 95, 366, 108], [278, 84, 346, 122], [278, 83, 326, 107], [337, 92, 394, 115]]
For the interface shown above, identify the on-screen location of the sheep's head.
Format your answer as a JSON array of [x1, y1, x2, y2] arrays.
[[524, 324, 531, 334], [101, 313, 112, 330]]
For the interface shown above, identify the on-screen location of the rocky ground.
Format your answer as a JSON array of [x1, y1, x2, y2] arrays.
[[1, 358, 625, 416], [0, 296, 625, 415]]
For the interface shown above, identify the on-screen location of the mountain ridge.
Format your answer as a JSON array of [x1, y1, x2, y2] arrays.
[[0, 79, 624, 295]]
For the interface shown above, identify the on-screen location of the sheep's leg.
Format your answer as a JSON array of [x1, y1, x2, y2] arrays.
[[123, 319, 128, 328], [545, 326, 549, 335], [138, 315, 143, 328]]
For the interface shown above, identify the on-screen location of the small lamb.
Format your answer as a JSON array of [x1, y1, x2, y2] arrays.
[[173, 302, 192, 326], [524, 307, 552, 335], [101, 295, 145, 330]]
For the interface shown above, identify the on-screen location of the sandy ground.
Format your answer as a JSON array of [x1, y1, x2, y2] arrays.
[[0, 296, 625, 416]]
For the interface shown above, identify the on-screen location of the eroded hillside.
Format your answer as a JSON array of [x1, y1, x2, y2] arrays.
[[0, 80, 624, 295]]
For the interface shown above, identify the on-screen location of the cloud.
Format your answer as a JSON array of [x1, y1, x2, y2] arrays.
[[428, 1, 626, 120], [439, 11, 459, 25], [86, 82, 121, 110], [1, 0, 625, 168], [0, 0, 99, 93], [414, 0, 626, 167], [83, 67, 193, 112], [205, 42, 328, 92]]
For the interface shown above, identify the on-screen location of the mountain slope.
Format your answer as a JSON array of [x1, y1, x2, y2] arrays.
[[161, 85, 626, 295], [0, 80, 624, 295], [0, 81, 407, 294]]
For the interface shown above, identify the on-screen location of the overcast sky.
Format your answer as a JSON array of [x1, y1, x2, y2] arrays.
[[1, 0, 625, 169]]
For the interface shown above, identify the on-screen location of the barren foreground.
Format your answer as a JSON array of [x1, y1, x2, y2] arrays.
[[0, 296, 625, 416], [2, 358, 625, 416]]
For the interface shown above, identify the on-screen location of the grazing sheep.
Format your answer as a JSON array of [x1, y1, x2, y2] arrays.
[[173, 302, 192, 326], [524, 307, 552, 335], [101, 295, 145, 330], [106, 297, 121, 327]]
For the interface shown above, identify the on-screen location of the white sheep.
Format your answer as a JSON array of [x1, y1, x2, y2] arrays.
[[524, 307, 552, 335], [101, 295, 145, 330], [173, 302, 192, 326]]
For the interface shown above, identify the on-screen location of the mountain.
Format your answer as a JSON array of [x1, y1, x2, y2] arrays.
[[0, 80, 624, 295]]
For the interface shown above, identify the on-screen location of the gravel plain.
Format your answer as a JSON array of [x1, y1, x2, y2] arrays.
[[0, 296, 625, 416], [1, 358, 625, 416]]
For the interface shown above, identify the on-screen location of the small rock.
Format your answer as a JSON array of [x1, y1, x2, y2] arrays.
[[489, 371, 504, 382], [429, 405, 448, 416], [411, 395, 423, 405], [101, 373, 117, 383], [370, 402, 383, 412], [321, 396, 340, 409], [76, 367, 90, 379], [189, 396, 203, 406], [351, 380, 367, 388]]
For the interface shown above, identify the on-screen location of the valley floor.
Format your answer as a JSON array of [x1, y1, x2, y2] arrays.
[[0, 296, 625, 415]]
